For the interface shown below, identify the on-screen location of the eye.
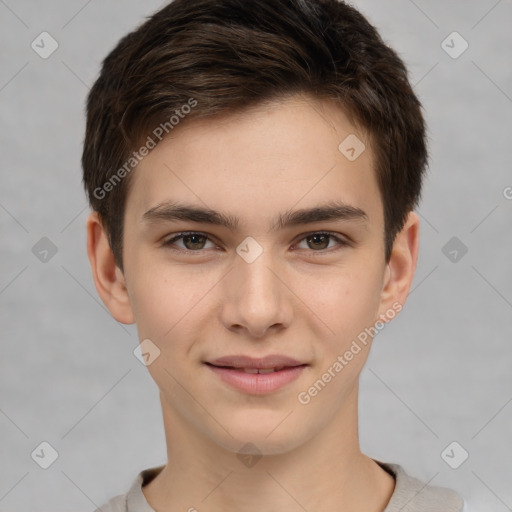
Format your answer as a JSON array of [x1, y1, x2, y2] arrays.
[[161, 232, 216, 252], [295, 231, 349, 253]]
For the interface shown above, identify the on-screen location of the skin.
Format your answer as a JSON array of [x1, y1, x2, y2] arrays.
[[87, 93, 419, 512]]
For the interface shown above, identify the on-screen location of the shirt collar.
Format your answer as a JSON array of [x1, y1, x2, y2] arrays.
[[126, 460, 404, 512]]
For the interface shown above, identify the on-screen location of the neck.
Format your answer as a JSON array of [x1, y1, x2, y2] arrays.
[[143, 385, 395, 512]]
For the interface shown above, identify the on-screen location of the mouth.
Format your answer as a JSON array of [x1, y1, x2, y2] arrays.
[[204, 355, 308, 394], [205, 363, 299, 374]]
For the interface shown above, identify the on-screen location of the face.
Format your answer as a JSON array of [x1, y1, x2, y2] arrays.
[[95, 94, 414, 456]]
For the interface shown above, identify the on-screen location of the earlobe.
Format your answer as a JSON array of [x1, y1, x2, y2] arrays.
[[377, 211, 420, 320], [86, 211, 135, 324]]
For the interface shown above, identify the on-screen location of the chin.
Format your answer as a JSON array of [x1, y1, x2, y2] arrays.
[[209, 415, 313, 458]]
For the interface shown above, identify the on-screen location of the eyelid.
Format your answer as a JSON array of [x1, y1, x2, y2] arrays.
[[161, 231, 217, 250], [161, 230, 350, 254], [293, 231, 350, 252]]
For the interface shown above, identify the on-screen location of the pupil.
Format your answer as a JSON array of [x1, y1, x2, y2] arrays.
[[185, 234, 204, 249], [309, 234, 328, 250]]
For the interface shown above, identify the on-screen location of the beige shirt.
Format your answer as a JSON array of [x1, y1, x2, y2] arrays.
[[94, 459, 465, 512]]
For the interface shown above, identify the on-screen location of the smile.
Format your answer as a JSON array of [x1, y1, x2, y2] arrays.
[[205, 362, 307, 394]]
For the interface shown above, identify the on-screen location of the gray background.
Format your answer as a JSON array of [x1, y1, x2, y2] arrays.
[[1, 0, 511, 510]]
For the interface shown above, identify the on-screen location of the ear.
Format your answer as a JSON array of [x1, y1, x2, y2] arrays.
[[377, 211, 419, 320], [86, 211, 135, 324]]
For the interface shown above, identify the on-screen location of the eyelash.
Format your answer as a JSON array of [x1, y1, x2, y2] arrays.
[[161, 231, 349, 256]]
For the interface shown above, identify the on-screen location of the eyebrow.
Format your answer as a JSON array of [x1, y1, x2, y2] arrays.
[[142, 200, 368, 233]]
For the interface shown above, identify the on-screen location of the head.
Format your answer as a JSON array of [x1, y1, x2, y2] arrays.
[[83, 0, 426, 456]]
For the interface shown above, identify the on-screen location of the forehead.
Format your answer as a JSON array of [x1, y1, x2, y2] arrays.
[[125, 94, 382, 231]]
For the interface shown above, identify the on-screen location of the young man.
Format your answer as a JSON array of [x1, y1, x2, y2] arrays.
[[82, 0, 466, 510]]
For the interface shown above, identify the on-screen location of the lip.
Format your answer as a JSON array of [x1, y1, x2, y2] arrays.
[[204, 354, 308, 395], [207, 354, 305, 369]]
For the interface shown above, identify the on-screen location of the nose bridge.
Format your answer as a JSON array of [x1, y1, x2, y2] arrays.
[[236, 237, 281, 304], [221, 236, 291, 336]]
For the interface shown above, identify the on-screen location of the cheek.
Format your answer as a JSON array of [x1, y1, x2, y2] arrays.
[[128, 277, 179, 341], [125, 255, 217, 345], [307, 263, 383, 339]]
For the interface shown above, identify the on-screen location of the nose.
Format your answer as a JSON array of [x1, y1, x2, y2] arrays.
[[218, 245, 293, 339]]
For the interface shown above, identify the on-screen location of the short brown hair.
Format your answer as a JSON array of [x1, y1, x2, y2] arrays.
[[82, 0, 428, 270]]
